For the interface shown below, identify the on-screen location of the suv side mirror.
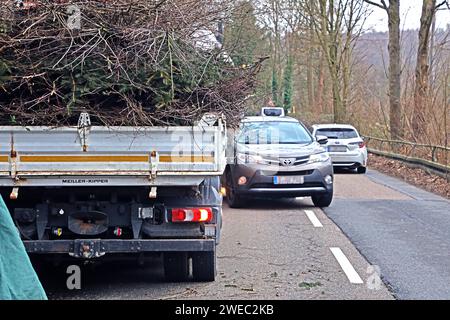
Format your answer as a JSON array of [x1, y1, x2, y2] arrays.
[[316, 135, 328, 145]]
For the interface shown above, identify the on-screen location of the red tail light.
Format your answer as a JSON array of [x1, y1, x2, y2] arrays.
[[358, 141, 365, 148], [171, 208, 213, 223]]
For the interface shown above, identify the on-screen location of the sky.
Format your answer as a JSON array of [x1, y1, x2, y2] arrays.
[[365, 0, 450, 32]]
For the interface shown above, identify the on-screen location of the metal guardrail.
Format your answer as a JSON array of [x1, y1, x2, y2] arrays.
[[363, 136, 450, 176]]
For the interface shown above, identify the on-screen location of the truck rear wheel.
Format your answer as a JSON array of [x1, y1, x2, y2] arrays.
[[163, 252, 189, 282], [192, 251, 216, 282]]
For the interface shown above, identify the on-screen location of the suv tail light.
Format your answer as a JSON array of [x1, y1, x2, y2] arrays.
[[171, 208, 213, 223], [350, 141, 365, 148]]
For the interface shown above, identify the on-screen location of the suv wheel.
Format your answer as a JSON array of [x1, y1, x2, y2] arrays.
[[227, 187, 244, 208], [226, 171, 243, 208], [312, 188, 333, 207], [357, 166, 367, 174], [192, 251, 216, 282]]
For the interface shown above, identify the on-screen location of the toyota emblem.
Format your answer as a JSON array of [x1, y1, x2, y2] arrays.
[[281, 158, 295, 166]]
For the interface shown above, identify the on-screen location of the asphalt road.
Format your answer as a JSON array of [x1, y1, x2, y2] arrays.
[[324, 169, 450, 300], [36, 176, 395, 300], [37, 168, 450, 300]]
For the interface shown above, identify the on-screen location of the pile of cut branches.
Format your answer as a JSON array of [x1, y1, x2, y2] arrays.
[[0, 0, 265, 126]]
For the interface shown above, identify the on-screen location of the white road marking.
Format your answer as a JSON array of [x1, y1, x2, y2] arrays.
[[304, 210, 323, 228], [330, 247, 364, 284]]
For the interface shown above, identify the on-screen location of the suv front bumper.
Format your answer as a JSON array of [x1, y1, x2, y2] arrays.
[[230, 161, 333, 198]]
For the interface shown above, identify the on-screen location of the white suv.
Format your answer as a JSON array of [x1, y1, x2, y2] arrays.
[[311, 124, 368, 174]]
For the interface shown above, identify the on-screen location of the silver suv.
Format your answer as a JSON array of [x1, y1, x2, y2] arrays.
[[223, 110, 334, 208]]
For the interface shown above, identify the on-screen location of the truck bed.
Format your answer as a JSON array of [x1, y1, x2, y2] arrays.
[[0, 120, 226, 187]]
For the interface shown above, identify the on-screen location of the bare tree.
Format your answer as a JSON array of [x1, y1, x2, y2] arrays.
[[304, 0, 368, 123], [412, 0, 449, 140], [363, 0, 402, 140], [307, 0, 316, 110]]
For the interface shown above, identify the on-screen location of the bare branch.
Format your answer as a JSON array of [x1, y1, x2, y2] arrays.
[[363, 0, 388, 11], [435, 0, 449, 10]]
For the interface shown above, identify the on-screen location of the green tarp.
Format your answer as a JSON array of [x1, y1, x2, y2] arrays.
[[0, 195, 47, 300]]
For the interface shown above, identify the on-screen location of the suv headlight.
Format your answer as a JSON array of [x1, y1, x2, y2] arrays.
[[237, 153, 263, 164], [308, 152, 330, 164]]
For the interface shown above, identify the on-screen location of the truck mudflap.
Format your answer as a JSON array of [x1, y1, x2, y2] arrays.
[[24, 239, 215, 259]]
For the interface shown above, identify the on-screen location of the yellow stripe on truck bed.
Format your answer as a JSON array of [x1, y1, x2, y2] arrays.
[[159, 155, 214, 163], [20, 155, 150, 163], [19, 155, 214, 163], [0, 155, 9, 162]]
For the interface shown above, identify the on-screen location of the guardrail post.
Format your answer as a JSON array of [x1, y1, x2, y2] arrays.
[[432, 146, 437, 162]]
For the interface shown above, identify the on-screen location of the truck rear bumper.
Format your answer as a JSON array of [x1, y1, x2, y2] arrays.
[[24, 239, 215, 258]]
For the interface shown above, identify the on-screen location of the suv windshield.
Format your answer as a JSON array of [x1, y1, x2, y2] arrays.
[[316, 128, 358, 139], [238, 121, 313, 145]]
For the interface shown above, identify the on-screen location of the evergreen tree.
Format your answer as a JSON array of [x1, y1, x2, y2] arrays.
[[224, 1, 262, 67], [282, 57, 293, 113], [272, 68, 280, 107]]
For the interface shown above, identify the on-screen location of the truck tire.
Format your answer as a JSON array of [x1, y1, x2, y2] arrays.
[[29, 255, 46, 273], [192, 251, 216, 282], [312, 188, 333, 208], [163, 252, 189, 282]]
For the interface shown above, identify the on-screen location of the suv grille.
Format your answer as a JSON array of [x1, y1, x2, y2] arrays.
[[260, 170, 314, 176]]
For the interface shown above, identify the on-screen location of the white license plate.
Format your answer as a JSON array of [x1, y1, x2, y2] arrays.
[[274, 176, 304, 185], [328, 146, 347, 152]]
